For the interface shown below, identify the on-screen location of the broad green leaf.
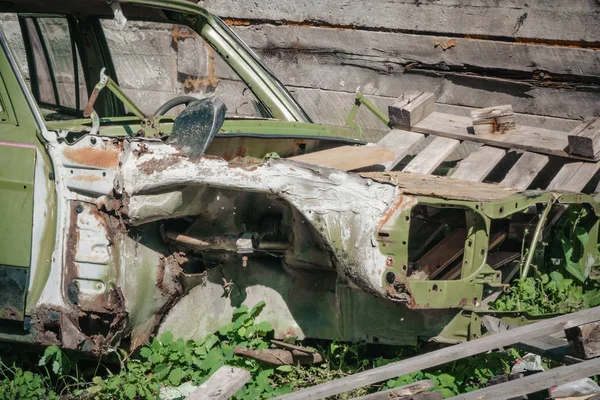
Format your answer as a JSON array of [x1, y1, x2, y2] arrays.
[[249, 301, 266, 317], [123, 383, 137, 399], [139, 347, 152, 358], [168, 367, 186, 386], [232, 305, 249, 318], [256, 321, 272, 334], [161, 331, 174, 345]]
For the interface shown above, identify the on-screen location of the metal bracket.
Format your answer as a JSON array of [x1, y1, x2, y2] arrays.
[[345, 89, 391, 136], [83, 68, 161, 138]]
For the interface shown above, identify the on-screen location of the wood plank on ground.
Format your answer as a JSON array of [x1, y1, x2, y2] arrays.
[[501, 152, 549, 190], [447, 357, 600, 400], [375, 129, 426, 171], [187, 366, 250, 400], [350, 380, 434, 400], [403, 136, 460, 174], [410, 112, 590, 160], [275, 306, 600, 400], [289, 145, 394, 171], [450, 146, 506, 181]]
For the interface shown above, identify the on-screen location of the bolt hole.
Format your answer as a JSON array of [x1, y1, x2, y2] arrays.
[[23, 185, 26, 189], [402, 265, 407, 271], [464, 260, 468, 264], [499, 206, 504, 214], [515, 202, 518, 208], [385, 272, 396, 284], [70, 170, 74, 174], [475, 204, 479, 209], [432, 284, 438, 292], [102, 172, 106, 177], [402, 241, 407, 245], [405, 216, 410, 221], [480, 249, 485, 255], [468, 240, 472, 247]]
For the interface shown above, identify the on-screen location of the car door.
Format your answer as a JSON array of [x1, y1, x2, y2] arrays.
[[0, 19, 40, 322]]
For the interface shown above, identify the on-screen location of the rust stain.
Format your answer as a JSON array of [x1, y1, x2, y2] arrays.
[[434, 38, 457, 50], [222, 17, 600, 49], [171, 24, 200, 41], [139, 154, 182, 174], [183, 46, 220, 91], [377, 195, 417, 232], [63, 146, 121, 169], [72, 175, 102, 182]]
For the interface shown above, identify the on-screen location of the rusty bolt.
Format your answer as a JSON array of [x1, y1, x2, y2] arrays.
[[75, 203, 84, 213], [242, 255, 248, 268]]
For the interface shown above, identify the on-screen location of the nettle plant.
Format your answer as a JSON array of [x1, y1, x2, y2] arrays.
[[85, 301, 291, 399]]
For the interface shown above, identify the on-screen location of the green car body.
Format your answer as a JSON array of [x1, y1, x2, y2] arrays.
[[0, 0, 598, 354]]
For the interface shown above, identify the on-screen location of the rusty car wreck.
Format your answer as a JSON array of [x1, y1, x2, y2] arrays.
[[0, 0, 599, 356]]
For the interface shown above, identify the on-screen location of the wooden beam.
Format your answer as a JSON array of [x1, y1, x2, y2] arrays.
[[289, 145, 394, 171], [471, 105, 516, 135], [568, 118, 600, 159], [450, 146, 506, 182], [375, 129, 426, 171], [350, 380, 434, 400], [274, 306, 600, 400], [447, 357, 600, 400], [188, 366, 250, 400], [411, 112, 591, 161], [403, 136, 460, 174], [389, 91, 436, 129], [500, 152, 549, 190]]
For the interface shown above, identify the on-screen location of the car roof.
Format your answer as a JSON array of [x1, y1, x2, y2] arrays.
[[0, 0, 202, 20]]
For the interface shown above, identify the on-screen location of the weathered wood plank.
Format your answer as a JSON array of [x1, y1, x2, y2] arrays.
[[416, 228, 466, 279], [208, 0, 600, 42], [450, 146, 506, 182], [568, 118, 600, 159], [187, 366, 251, 400], [389, 91, 436, 129], [447, 357, 600, 400], [238, 26, 600, 80], [280, 66, 598, 122], [557, 162, 600, 192], [471, 105, 516, 135], [290, 146, 394, 171], [545, 161, 600, 192], [403, 137, 460, 174], [362, 171, 519, 202], [411, 112, 586, 160], [375, 129, 426, 171], [288, 88, 584, 144], [274, 306, 600, 400], [350, 380, 434, 400], [501, 152, 549, 190]]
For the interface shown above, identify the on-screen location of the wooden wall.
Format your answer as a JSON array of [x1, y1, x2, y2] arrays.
[[201, 0, 600, 141]]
